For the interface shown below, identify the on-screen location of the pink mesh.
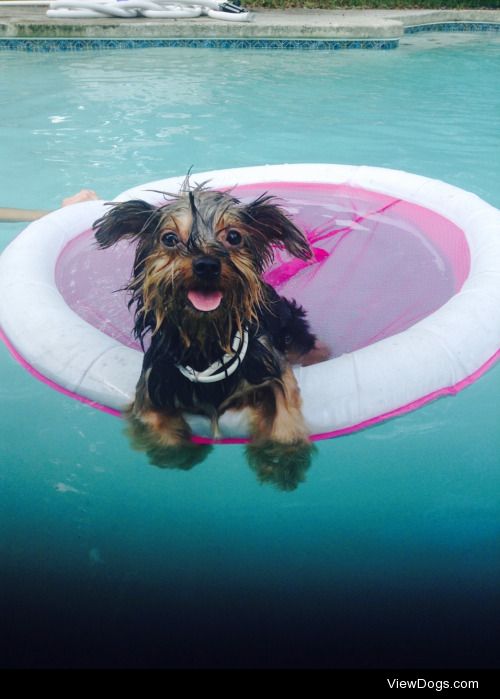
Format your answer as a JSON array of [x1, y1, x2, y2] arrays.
[[55, 182, 470, 357]]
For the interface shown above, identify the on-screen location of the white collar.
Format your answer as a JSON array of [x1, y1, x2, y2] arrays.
[[176, 327, 249, 384]]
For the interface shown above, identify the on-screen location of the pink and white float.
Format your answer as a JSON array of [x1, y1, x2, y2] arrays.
[[1, 164, 499, 441]]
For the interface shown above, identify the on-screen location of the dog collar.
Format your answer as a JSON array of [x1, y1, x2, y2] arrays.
[[176, 327, 249, 384]]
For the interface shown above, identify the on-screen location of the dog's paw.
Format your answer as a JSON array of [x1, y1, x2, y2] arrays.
[[125, 416, 211, 470], [246, 440, 315, 491], [146, 443, 212, 471]]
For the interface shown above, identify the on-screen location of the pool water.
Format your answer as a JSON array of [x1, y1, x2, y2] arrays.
[[1, 33, 500, 668]]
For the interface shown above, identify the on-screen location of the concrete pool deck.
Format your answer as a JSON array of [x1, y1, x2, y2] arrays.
[[0, 6, 500, 41]]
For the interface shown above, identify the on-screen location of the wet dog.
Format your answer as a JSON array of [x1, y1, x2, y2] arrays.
[[94, 184, 326, 489]]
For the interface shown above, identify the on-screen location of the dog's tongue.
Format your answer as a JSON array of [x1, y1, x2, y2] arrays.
[[188, 290, 223, 312]]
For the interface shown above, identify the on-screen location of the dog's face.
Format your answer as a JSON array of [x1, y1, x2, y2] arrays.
[[94, 186, 311, 346]]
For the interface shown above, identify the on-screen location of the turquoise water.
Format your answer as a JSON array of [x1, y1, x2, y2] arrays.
[[1, 34, 500, 668]]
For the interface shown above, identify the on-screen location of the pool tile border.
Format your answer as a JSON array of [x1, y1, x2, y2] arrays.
[[0, 36, 398, 51], [404, 21, 500, 35]]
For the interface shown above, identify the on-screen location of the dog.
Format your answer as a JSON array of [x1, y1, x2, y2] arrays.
[[93, 183, 327, 490]]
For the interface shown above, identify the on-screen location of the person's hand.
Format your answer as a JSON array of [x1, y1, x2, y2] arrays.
[[62, 189, 99, 207]]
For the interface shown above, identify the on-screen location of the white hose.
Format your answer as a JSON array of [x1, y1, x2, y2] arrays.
[[47, 0, 252, 21], [49, 1, 138, 17], [206, 9, 251, 21], [141, 9, 204, 18]]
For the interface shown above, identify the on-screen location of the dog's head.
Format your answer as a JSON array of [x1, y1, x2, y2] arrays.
[[93, 185, 311, 346]]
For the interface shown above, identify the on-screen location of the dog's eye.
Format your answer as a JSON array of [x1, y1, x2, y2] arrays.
[[161, 232, 179, 248], [226, 229, 242, 246]]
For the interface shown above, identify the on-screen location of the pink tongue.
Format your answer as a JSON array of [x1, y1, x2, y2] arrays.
[[188, 290, 223, 312]]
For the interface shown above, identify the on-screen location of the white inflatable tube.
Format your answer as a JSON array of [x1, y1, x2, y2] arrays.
[[1, 164, 500, 442]]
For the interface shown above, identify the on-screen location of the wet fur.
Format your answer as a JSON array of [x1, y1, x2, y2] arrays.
[[94, 184, 322, 490]]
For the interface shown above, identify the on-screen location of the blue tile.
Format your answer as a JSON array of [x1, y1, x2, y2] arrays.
[[0, 34, 424, 54], [405, 22, 500, 35]]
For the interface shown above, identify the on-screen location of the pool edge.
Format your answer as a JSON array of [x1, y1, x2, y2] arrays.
[[1, 8, 500, 50]]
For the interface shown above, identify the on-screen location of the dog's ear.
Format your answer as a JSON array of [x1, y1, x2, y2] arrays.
[[245, 195, 312, 261], [93, 200, 158, 249]]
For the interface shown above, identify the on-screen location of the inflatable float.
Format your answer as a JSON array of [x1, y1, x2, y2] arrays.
[[1, 164, 500, 442]]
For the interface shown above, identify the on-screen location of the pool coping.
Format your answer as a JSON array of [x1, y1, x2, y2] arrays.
[[1, 7, 500, 48]]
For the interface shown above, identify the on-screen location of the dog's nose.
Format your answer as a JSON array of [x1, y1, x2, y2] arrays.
[[193, 256, 221, 279]]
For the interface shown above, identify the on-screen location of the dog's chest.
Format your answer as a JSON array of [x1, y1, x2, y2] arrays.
[[145, 331, 282, 415]]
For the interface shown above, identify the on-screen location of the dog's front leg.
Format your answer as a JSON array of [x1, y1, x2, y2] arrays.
[[126, 368, 192, 447], [246, 367, 314, 491], [125, 403, 211, 471], [268, 366, 310, 445], [123, 367, 212, 469], [130, 406, 192, 448]]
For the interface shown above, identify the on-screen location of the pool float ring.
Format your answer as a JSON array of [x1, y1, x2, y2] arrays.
[[1, 164, 500, 442]]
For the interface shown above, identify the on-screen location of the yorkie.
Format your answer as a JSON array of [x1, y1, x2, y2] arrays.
[[94, 184, 326, 490]]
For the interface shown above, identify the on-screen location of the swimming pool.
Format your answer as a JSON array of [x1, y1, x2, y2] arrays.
[[1, 33, 500, 668]]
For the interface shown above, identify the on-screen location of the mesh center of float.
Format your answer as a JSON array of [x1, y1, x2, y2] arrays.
[[56, 182, 470, 358]]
